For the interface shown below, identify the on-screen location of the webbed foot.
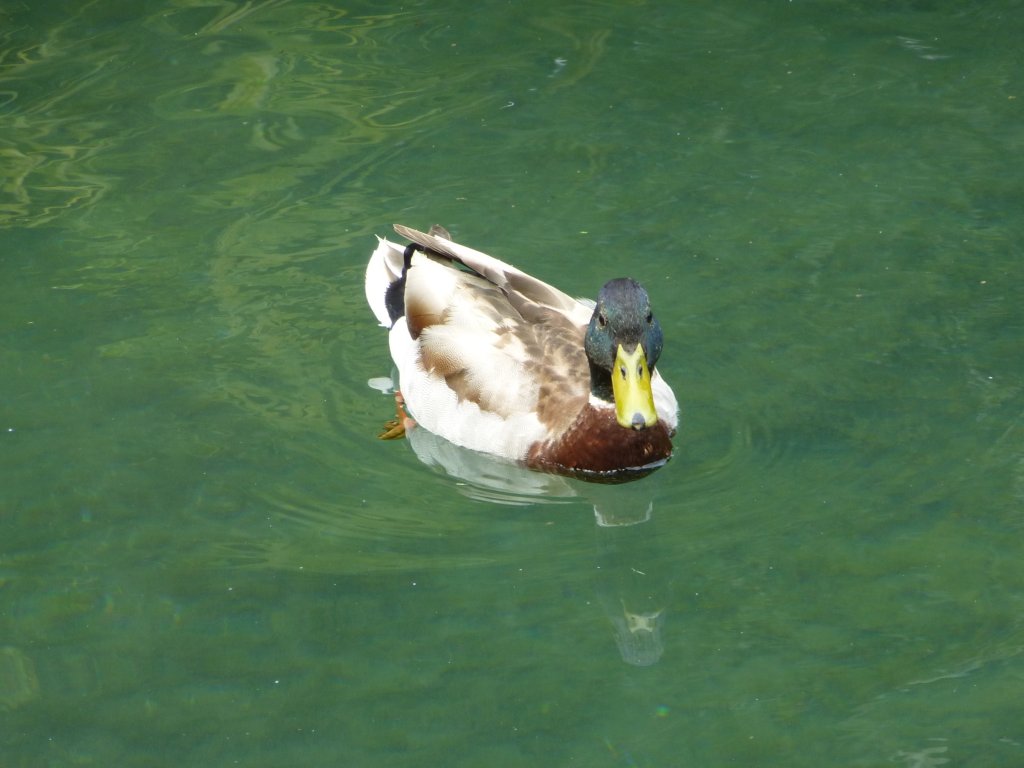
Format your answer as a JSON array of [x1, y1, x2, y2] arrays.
[[378, 390, 416, 440]]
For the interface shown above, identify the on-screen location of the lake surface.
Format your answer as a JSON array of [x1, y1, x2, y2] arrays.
[[2, 1, 1023, 765]]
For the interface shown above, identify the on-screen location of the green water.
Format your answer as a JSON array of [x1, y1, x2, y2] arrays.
[[3, 1, 1023, 765]]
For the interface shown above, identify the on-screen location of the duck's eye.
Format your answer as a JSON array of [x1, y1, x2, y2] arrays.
[[597, 312, 607, 328], [645, 311, 653, 324]]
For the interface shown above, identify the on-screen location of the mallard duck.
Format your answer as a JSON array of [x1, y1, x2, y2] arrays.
[[364, 224, 678, 479]]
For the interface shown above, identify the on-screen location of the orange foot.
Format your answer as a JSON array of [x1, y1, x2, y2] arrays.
[[378, 390, 416, 440]]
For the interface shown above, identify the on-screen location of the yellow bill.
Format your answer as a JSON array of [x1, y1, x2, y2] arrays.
[[612, 343, 658, 430]]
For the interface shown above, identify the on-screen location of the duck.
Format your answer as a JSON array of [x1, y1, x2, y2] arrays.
[[364, 224, 678, 479]]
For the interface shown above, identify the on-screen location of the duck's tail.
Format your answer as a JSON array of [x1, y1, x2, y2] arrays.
[[364, 236, 406, 328]]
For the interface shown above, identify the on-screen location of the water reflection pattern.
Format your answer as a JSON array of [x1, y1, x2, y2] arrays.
[[3, 0, 1024, 765]]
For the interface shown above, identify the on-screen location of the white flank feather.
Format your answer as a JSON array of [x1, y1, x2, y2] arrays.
[[652, 370, 679, 433], [388, 320, 548, 460]]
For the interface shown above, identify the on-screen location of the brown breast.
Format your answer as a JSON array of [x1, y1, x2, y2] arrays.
[[526, 404, 673, 477]]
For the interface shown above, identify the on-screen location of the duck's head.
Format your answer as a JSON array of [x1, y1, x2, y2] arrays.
[[584, 278, 664, 430]]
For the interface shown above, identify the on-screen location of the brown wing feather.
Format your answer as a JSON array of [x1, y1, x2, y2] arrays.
[[528, 319, 590, 436], [396, 225, 592, 435], [392, 224, 581, 319]]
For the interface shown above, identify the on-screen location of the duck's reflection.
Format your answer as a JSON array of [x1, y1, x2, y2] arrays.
[[590, 487, 670, 667], [403, 417, 672, 667]]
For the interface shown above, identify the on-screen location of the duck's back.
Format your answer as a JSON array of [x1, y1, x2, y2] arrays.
[[367, 229, 592, 461]]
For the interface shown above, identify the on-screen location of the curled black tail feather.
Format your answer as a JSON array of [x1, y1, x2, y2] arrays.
[[384, 242, 421, 325]]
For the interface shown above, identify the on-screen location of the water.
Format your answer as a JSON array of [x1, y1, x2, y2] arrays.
[[2, 1, 1023, 765]]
